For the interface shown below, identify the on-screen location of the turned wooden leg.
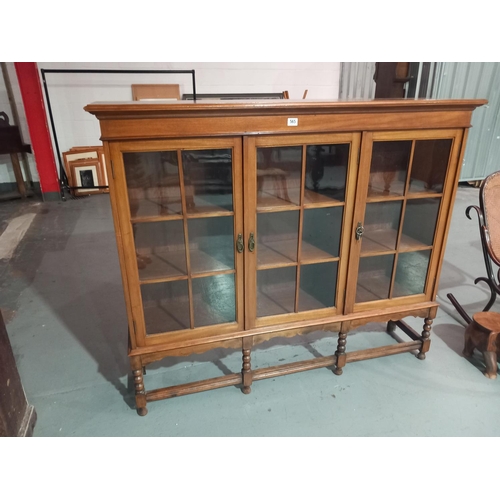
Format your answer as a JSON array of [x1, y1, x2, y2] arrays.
[[483, 350, 498, 379], [417, 317, 433, 360], [334, 331, 347, 375], [463, 323, 477, 358], [131, 357, 148, 416], [241, 337, 253, 394]]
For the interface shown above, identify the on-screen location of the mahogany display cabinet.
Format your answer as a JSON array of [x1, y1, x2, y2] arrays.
[[85, 98, 486, 415]]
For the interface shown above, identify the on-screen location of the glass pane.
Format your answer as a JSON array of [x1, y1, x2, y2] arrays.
[[188, 217, 234, 274], [393, 250, 431, 298], [409, 139, 452, 193], [356, 254, 394, 303], [305, 144, 349, 203], [299, 262, 338, 311], [257, 146, 302, 208], [182, 149, 233, 214], [257, 211, 299, 267], [133, 220, 186, 281], [401, 199, 440, 249], [192, 274, 236, 327], [368, 141, 412, 197], [141, 280, 190, 334], [257, 267, 296, 317], [123, 151, 182, 219], [361, 201, 402, 254], [301, 207, 343, 260]]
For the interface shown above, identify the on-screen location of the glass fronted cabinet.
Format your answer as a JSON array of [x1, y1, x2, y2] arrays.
[[110, 138, 245, 346], [244, 134, 359, 329], [86, 98, 485, 415], [345, 130, 464, 314]]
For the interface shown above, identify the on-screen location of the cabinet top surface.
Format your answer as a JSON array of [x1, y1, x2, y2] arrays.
[[85, 98, 487, 118]]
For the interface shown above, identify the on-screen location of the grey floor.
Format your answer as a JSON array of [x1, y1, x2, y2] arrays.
[[1, 185, 499, 437]]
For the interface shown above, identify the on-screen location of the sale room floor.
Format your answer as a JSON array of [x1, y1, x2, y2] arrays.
[[1, 185, 499, 437]]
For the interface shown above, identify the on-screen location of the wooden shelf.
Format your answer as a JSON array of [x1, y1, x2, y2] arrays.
[[257, 239, 297, 268], [190, 247, 234, 274], [257, 190, 300, 211], [138, 247, 234, 283], [399, 233, 432, 251], [300, 241, 338, 262], [186, 206, 233, 218], [257, 238, 340, 269], [132, 210, 234, 224], [361, 228, 398, 254], [355, 274, 391, 303], [143, 294, 191, 335], [129, 198, 182, 221], [303, 188, 344, 207], [257, 281, 334, 318], [360, 227, 434, 255], [366, 193, 405, 203], [137, 249, 187, 282]]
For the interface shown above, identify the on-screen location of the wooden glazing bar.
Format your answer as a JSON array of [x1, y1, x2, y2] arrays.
[[294, 145, 307, 313], [252, 355, 337, 381], [367, 193, 444, 203], [359, 249, 397, 258], [256, 205, 301, 213], [139, 269, 236, 286], [186, 210, 234, 219], [405, 192, 444, 200], [302, 200, 346, 209], [366, 195, 405, 203], [345, 340, 422, 363], [131, 214, 184, 223], [146, 373, 242, 401], [389, 140, 416, 299], [177, 150, 195, 329], [257, 261, 301, 271]]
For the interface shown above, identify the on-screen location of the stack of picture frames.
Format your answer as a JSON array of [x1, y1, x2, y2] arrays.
[[62, 146, 109, 196]]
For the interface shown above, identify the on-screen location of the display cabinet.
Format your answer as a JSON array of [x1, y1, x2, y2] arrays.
[[85, 98, 485, 415]]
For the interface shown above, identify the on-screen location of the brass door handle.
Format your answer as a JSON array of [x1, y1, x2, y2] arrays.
[[248, 232, 255, 252], [355, 222, 364, 240], [236, 233, 244, 253]]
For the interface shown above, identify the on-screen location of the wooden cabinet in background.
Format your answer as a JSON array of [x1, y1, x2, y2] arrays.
[[85, 98, 486, 415]]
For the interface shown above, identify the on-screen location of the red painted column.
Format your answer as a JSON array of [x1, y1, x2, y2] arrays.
[[14, 62, 60, 200]]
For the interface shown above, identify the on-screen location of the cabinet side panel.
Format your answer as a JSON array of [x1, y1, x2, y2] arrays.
[[431, 128, 468, 299], [104, 141, 137, 350]]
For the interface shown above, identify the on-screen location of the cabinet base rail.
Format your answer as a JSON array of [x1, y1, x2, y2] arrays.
[[135, 319, 428, 415]]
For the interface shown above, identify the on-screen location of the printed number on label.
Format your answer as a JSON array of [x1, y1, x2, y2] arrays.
[[287, 118, 298, 126]]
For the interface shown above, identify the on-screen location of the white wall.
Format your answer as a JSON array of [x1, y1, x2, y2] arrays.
[[0, 62, 39, 184], [39, 62, 341, 161]]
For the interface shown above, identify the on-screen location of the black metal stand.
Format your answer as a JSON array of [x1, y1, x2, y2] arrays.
[[448, 189, 500, 324], [40, 68, 197, 200]]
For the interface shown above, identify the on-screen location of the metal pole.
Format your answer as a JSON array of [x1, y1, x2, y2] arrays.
[[192, 70, 197, 101], [40, 69, 67, 200]]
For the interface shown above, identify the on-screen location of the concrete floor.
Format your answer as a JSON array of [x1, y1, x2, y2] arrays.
[[1, 185, 499, 437]]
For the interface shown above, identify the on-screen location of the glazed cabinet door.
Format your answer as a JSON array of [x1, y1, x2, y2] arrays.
[[244, 134, 360, 328], [345, 129, 465, 313], [109, 138, 244, 347]]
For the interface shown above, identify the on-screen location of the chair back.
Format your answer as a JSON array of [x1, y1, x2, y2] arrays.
[[481, 170, 500, 264]]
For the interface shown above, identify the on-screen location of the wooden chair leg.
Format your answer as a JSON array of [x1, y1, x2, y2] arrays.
[[463, 323, 477, 358], [483, 350, 498, 379]]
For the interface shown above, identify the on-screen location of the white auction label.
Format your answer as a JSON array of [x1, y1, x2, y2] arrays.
[[287, 117, 298, 126]]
